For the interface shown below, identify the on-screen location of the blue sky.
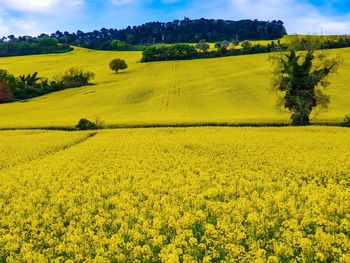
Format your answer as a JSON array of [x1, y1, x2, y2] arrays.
[[0, 0, 350, 37]]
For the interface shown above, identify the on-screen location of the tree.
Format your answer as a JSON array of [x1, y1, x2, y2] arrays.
[[195, 40, 210, 52], [38, 37, 58, 47], [109, 59, 128, 74], [271, 50, 341, 125], [241, 41, 252, 52], [76, 118, 97, 130], [54, 67, 95, 88], [19, 72, 41, 86], [221, 40, 231, 51], [343, 115, 350, 127], [111, 40, 129, 51]]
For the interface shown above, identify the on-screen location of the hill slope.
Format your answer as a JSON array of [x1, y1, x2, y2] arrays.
[[0, 47, 349, 128]]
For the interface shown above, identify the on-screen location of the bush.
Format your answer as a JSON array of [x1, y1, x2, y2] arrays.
[[140, 42, 282, 63], [195, 41, 210, 52], [0, 69, 60, 101], [111, 40, 130, 51], [76, 119, 97, 130], [0, 68, 95, 103], [342, 115, 350, 127], [141, 44, 198, 62], [54, 67, 95, 88], [109, 59, 128, 74]]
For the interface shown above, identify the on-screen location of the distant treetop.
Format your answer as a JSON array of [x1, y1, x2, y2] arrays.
[[1, 18, 286, 54], [48, 18, 286, 49]]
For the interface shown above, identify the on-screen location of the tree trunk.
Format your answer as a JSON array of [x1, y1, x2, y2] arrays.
[[291, 112, 310, 126], [0, 81, 14, 103]]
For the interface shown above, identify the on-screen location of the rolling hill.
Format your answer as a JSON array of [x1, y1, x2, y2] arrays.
[[0, 47, 349, 128]]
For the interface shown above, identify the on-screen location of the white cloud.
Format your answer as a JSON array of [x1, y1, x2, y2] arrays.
[[0, 19, 10, 37], [0, 0, 83, 14], [0, 0, 85, 37], [0, 16, 48, 37], [9, 19, 42, 36], [0, 7, 10, 36], [1, 0, 350, 37]]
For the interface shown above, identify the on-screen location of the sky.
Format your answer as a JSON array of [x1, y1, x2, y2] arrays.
[[0, 0, 350, 37]]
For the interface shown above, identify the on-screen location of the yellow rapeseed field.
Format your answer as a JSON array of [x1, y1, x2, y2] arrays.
[[0, 46, 349, 128], [0, 130, 92, 170], [1, 127, 349, 262]]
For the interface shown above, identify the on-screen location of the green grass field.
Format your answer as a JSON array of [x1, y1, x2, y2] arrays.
[[0, 47, 349, 128]]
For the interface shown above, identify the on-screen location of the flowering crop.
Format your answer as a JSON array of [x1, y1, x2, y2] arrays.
[[0, 130, 91, 170], [0, 47, 349, 128], [0, 127, 349, 262]]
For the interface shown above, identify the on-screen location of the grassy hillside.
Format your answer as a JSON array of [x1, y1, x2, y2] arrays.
[[0, 47, 349, 128]]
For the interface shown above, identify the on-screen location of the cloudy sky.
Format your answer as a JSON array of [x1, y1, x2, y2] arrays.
[[0, 0, 349, 37]]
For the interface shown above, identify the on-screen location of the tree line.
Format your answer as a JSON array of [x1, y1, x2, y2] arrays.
[[0, 68, 94, 103], [141, 35, 350, 62], [0, 37, 72, 57], [0, 58, 127, 103], [50, 18, 286, 49], [141, 40, 284, 62], [1, 18, 286, 54]]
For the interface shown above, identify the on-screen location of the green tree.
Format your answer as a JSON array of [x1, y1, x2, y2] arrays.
[[241, 41, 252, 52], [195, 40, 210, 52], [54, 67, 95, 88], [343, 115, 350, 127], [111, 40, 129, 51], [76, 118, 97, 130], [38, 37, 58, 47], [271, 50, 341, 125], [221, 40, 230, 51], [109, 59, 128, 74]]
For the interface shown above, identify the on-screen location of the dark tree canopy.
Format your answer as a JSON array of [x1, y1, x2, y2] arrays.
[[0, 36, 72, 57], [271, 50, 341, 125], [109, 59, 128, 74], [47, 18, 286, 50]]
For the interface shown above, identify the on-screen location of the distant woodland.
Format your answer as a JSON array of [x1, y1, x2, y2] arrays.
[[0, 18, 286, 56]]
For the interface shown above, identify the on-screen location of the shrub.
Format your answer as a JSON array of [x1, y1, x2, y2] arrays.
[[109, 59, 128, 74], [111, 40, 130, 51], [241, 41, 252, 51], [195, 41, 210, 52], [0, 70, 50, 100], [0, 68, 95, 103], [76, 119, 97, 130], [54, 67, 95, 88], [342, 115, 350, 127], [141, 44, 198, 62], [221, 40, 231, 50]]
